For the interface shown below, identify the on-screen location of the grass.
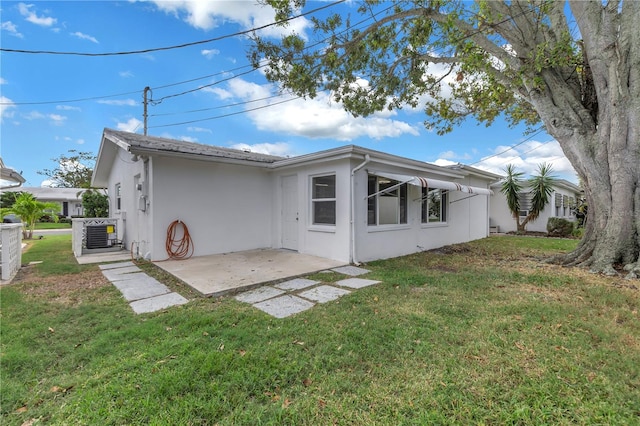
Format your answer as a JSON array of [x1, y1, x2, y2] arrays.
[[2, 235, 639, 425], [33, 222, 72, 230]]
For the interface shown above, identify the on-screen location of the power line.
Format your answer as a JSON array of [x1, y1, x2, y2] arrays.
[[149, 96, 301, 129], [469, 126, 546, 166], [0, 0, 346, 56], [150, 92, 294, 117]]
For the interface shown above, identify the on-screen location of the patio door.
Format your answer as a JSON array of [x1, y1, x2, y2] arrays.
[[281, 175, 298, 250]]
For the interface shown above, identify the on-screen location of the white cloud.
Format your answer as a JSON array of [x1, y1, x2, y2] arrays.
[[187, 126, 212, 133], [432, 159, 458, 167], [56, 105, 81, 111], [149, 0, 311, 38], [76, 139, 85, 145], [116, 117, 143, 132], [201, 86, 233, 100], [49, 113, 67, 125], [23, 110, 45, 120], [437, 150, 471, 161], [1, 21, 23, 38], [1, 96, 16, 121], [230, 142, 292, 157], [18, 3, 57, 27], [98, 99, 137, 106], [0, 77, 6, 85], [473, 139, 577, 181], [119, 70, 134, 78], [71, 31, 98, 43], [216, 78, 419, 141], [201, 48, 220, 59]]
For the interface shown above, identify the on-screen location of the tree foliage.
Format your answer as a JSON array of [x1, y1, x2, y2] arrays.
[[254, 0, 640, 277], [82, 189, 109, 218], [501, 163, 556, 233], [4, 192, 60, 239], [38, 150, 96, 188], [1, 191, 23, 209]]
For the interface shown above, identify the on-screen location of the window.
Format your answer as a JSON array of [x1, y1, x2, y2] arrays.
[[115, 183, 121, 211], [367, 175, 407, 226], [311, 175, 336, 225], [421, 188, 448, 223]]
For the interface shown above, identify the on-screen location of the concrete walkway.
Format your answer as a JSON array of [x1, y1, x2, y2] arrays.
[[99, 261, 188, 314], [235, 265, 380, 318]]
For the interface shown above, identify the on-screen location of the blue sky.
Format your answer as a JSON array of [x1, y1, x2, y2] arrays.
[[1, 1, 578, 187]]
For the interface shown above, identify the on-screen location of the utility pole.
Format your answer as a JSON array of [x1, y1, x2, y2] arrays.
[[143, 86, 151, 135]]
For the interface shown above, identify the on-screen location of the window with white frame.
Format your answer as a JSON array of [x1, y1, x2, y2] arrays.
[[311, 174, 336, 225], [421, 188, 448, 223], [115, 183, 121, 211], [367, 175, 407, 226]]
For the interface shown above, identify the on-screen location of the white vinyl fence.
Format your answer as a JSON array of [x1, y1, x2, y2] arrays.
[[1, 223, 23, 282]]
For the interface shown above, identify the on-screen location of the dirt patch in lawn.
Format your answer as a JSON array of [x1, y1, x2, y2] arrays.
[[12, 266, 111, 306]]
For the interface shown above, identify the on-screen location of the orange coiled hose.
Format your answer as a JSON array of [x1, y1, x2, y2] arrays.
[[166, 220, 194, 260]]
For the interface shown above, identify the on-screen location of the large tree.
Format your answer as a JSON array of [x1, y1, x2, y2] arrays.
[[253, 0, 640, 278], [38, 150, 96, 188]]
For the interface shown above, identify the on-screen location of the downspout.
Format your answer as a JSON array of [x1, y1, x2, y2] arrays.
[[350, 154, 370, 265]]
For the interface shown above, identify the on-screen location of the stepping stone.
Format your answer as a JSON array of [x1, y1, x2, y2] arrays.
[[101, 266, 141, 281], [253, 295, 315, 318], [235, 286, 285, 304], [112, 277, 171, 301], [99, 261, 135, 270], [274, 278, 319, 291], [299, 285, 350, 303], [336, 278, 381, 289], [332, 265, 371, 276], [130, 292, 188, 314]]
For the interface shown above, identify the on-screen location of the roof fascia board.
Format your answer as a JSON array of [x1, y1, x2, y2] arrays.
[[272, 145, 464, 179], [129, 146, 274, 169]]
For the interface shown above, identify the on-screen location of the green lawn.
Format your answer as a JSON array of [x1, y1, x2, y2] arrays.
[[34, 222, 72, 230], [2, 235, 639, 425]]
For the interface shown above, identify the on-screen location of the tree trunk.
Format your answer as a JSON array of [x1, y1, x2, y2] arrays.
[[544, 95, 640, 278], [534, 1, 640, 279]]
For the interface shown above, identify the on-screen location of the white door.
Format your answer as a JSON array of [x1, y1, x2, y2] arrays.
[[281, 175, 298, 250]]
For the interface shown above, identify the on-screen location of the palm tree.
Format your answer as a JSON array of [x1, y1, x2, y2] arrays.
[[501, 163, 556, 233], [4, 192, 60, 239], [501, 164, 525, 231]]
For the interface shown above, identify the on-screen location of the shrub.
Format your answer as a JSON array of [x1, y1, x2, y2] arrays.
[[547, 217, 574, 237]]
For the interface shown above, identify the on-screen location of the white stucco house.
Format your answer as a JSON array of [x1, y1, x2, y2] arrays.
[[91, 129, 500, 264], [490, 179, 583, 233], [3, 186, 87, 218]]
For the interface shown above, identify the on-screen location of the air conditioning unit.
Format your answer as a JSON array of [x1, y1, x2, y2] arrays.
[[86, 224, 117, 249]]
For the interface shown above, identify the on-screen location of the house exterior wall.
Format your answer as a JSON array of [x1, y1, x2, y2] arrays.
[[148, 156, 274, 261], [490, 185, 580, 233], [271, 160, 352, 263], [104, 148, 147, 252], [352, 164, 492, 263]]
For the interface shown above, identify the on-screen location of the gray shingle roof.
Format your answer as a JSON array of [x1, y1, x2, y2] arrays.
[[104, 128, 284, 164]]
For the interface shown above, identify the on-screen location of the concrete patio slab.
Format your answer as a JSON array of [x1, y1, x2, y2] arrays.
[[274, 278, 319, 291], [336, 278, 381, 289], [299, 285, 351, 304], [130, 292, 188, 314], [235, 286, 285, 304], [253, 294, 315, 318], [154, 248, 345, 297], [331, 265, 371, 276], [76, 250, 130, 265]]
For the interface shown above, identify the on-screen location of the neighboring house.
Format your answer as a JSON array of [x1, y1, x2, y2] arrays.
[[92, 128, 500, 263], [490, 179, 582, 233], [0, 158, 25, 189], [3, 187, 87, 217]]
